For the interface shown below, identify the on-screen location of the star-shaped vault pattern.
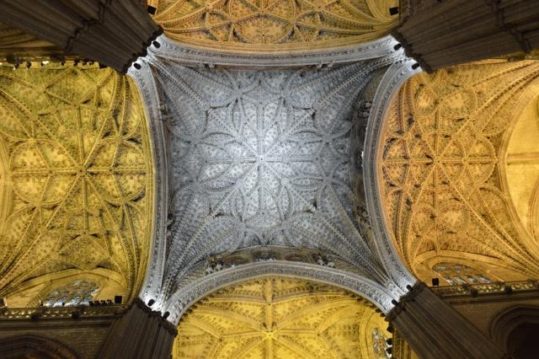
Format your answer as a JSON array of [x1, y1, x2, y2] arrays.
[[153, 59, 392, 297], [174, 277, 390, 359]]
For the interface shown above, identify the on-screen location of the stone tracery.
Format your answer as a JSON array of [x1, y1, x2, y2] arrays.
[[174, 277, 390, 359], [150, 0, 398, 51], [0, 65, 154, 303], [379, 60, 539, 282]]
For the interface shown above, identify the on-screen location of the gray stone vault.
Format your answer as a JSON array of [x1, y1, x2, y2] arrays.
[[129, 35, 420, 324]]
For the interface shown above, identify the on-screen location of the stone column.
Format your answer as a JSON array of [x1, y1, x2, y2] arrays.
[[99, 299, 176, 359], [0, 0, 161, 72], [394, 0, 539, 71], [387, 283, 507, 359]]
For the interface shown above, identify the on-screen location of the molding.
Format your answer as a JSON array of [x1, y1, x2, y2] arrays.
[[127, 60, 169, 309], [164, 260, 400, 325], [363, 40, 420, 291]]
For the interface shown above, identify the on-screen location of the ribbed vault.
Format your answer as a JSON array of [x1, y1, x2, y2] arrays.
[[0, 64, 154, 306], [149, 0, 398, 52], [150, 59, 397, 306], [174, 277, 390, 359], [378, 60, 539, 284]]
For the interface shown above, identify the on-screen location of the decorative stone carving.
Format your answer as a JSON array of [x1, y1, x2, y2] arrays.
[[128, 35, 415, 318], [0, 65, 154, 302], [151, 0, 398, 52], [378, 60, 539, 282], [174, 277, 391, 359], [153, 59, 400, 301]]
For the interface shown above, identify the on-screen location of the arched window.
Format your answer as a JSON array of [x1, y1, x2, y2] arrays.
[[432, 262, 491, 285], [42, 280, 99, 307]]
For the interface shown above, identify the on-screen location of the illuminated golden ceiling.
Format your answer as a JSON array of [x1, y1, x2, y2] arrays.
[[175, 277, 390, 359], [150, 0, 398, 51], [0, 64, 154, 306], [379, 60, 539, 284]]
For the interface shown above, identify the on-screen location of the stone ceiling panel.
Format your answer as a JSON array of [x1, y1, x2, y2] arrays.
[[149, 0, 398, 52], [174, 277, 391, 359], [378, 60, 539, 283], [0, 65, 154, 304], [143, 56, 397, 302]]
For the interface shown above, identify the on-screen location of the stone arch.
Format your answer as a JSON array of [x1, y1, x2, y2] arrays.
[[163, 261, 399, 325], [0, 335, 78, 359], [363, 52, 421, 289], [489, 305, 539, 358]]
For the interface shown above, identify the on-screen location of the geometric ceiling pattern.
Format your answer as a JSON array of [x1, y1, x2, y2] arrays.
[[155, 59, 393, 303], [0, 65, 154, 305], [174, 277, 390, 359], [379, 60, 539, 283], [150, 0, 398, 51]]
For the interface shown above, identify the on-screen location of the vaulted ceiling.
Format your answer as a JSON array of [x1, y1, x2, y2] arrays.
[[379, 60, 539, 284], [174, 277, 390, 359], [0, 64, 154, 306], [149, 0, 399, 51], [0, 5, 537, 358]]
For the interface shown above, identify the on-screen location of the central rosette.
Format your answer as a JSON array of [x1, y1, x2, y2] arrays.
[[167, 66, 366, 246]]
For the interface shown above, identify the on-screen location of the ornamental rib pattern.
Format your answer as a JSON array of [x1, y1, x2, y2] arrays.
[[148, 59, 394, 300], [151, 0, 398, 51]]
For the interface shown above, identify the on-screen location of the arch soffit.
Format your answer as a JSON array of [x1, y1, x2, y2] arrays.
[[363, 53, 420, 289], [163, 261, 399, 325]]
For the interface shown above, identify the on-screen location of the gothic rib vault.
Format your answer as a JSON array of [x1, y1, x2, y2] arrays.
[[1, 2, 539, 357], [149, 0, 398, 52], [174, 277, 390, 359], [378, 60, 539, 284], [0, 64, 154, 307], [128, 36, 416, 323]]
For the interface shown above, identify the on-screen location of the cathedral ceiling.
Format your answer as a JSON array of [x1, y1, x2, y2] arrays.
[[149, 0, 398, 52], [150, 58, 397, 305], [0, 64, 154, 306], [379, 60, 539, 284], [174, 277, 390, 359]]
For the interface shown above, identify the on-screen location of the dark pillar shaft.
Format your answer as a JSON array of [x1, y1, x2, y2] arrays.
[[394, 0, 539, 71], [0, 0, 161, 72], [99, 299, 176, 359], [388, 283, 507, 359]]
